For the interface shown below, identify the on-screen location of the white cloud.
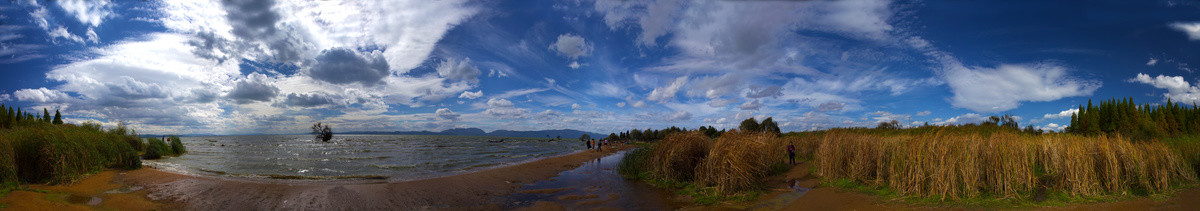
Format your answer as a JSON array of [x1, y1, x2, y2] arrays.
[[458, 90, 482, 99], [436, 57, 482, 83], [14, 88, 72, 103], [548, 33, 592, 59], [646, 76, 688, 102], [0, 94, 9, 101], [56, 0, 113, 27], [632, 101, 647, 108], [568, 61, 582, 69], [571, 103, 582, 109], [616, 102, 626, 107], [915, 110, 931, 116], [483, 98, 528, 119], [1147, 58, 1158, 66], [942, 63, 1100, 113], [687, 73, 743, 99], [1170, 22, 1200, 40], [587, 82, 629, 98], [1129, 73, 1200, 104], [1038, 123, 1068, 131], [487, 98, 514, 107], [934, 113, 987, 125], [1043, 108, 1079, 119]]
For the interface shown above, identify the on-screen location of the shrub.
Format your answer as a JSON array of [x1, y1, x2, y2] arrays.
[[168, 135, 186, 155], [143, 138, 170, 159]]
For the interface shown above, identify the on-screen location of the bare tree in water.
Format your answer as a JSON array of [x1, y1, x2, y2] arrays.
[[312, 122, 333, 142]]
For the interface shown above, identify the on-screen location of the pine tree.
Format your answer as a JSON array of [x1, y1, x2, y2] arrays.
[[42, 108, 50, 123], [52, 110, 63, 125]]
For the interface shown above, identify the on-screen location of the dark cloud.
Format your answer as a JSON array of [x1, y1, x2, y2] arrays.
[[220, 0, 305, 62], [437, 58, 481, 83], [187, 31, 234, 63], [281, 92, 335, 107], [226, 75, 279, 104], [309, 48, 390, 86]]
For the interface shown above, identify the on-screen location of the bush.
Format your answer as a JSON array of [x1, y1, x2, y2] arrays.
[[143, 138, 170, 159], [168, 135, 185, 155]]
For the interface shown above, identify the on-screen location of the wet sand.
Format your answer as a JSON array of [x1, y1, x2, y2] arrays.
[[2, 144, 632, 210]]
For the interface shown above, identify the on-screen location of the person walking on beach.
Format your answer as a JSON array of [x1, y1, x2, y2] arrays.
[[586, 140, 592, 149], [786, 142, 796, 165]]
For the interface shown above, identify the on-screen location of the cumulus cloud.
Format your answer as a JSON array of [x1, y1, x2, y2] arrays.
[[571, 103, 582, 109], [667, 110, 692, 121], [738, 100, 763, 110], [458, 90, 482, 99], [647, 76, 688, 102], [14, 88, 73, 103], [309, 48, 390, 86], [943, 63, 1100, 113], [1170, 22, 1200, 41], [568, 61, 583, 69], [1147, 58, 1158, 66], [548, 33, 592, 59], [1128, 73, 1200, 104], [688, 74, 743, 99], [436, 57, 482, 83], [1043, 108, 1079, 119], [1038, 123, 1068, 131], [0, 94, 9, 102], [227, 74, 280, 104], [934, 113, 988, 125], [484, 98, 528, 119], [435, 108, 459, 120], [616, 102, 626, 107]]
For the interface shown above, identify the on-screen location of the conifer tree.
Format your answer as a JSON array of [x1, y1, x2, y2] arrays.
[[52, 110, 63, 125], [42, 108, 50, 123]]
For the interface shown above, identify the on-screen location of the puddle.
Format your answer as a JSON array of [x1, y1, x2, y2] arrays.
[[746, 179, 812, 210], [103, 186, 144, 194], [66, 194, 103, 206], [503, 151, 681, 210]]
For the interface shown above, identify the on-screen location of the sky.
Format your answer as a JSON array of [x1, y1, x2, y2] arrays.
[[3, 0, 1200, 135]]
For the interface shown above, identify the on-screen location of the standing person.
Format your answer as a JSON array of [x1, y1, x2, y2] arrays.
[[786, 142, 796, 165]]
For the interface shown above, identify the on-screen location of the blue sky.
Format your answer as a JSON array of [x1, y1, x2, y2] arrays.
[[3, 0, 1200, 135]]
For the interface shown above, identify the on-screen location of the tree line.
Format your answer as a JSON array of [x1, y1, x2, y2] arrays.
[[603, 117, 785, 142], [1066, 97, 1200, 140], [0, 104, 64, 129]]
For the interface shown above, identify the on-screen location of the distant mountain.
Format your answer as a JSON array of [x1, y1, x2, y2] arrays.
[[344, 128, 605, 139]]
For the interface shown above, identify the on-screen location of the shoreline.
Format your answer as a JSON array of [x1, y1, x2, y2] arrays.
[[117, 144, 633, 210]]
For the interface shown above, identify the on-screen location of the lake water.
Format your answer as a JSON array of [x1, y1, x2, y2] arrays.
[[146, 134, 586, 181]]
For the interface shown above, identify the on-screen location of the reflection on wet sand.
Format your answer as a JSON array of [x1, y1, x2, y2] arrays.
[[505, 150, 682, 210]]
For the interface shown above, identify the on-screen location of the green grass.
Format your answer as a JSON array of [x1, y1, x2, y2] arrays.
[[0, 123, 141, 188]]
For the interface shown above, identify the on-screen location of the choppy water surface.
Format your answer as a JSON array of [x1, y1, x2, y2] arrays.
[[149, 135, 584, 181]]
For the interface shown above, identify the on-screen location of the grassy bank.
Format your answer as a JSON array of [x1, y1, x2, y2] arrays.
[[0, 123, 143, 191], [619, 126, 1200, 206]]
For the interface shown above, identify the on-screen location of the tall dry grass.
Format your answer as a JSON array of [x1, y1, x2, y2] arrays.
[[647, 131, 711, 182], [814, 129, 1197, 201], [695, 131, 784, 194]]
